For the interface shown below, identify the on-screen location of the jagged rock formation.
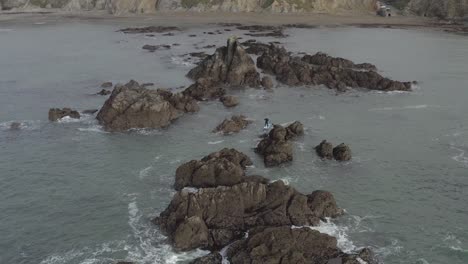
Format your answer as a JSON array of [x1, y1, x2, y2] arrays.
[[96, 80, 198, 131], [187, 38, 261, 88], [154, 148, 375, 264], [213, 115, 251, 134], [219, 95, 239, 107], [257, 43, 412, 92], [255, 122, 304, 167], [174, 148, 253, 190]]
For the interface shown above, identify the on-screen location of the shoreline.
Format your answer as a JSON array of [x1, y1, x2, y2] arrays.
[[1, 10, 466, 34]]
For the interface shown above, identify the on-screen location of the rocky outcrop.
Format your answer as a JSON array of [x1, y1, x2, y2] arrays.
[[219, 95, 239, 107], [96, 80, 198, 131], [100, 82, 113, 88], [187, 38, 261, 88], [315, 140, 334, 159], [156, 179, 343, 251], [174, 148, 252, 190], [333, 143, 352, 161], [406, 0, 468, 19], [213, 115, 251, 134], [257, 43, 412, 92], [48, 108, 80, 121], [315, 140, 352, 161], [155, 148, 376, 263], [118, 26, 180, 34], [182, 78, 226, 101], [142, 44, 171, 52], [255, 122, 304, 167], [97, 89, 111, 95]]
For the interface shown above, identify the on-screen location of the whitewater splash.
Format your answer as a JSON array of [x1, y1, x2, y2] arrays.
[[208, 140, 224, 145], [170, 56, 195, 67], [450, 145, 468, 167], [40, 199, 209, 264], [368, 104, 439, 111]]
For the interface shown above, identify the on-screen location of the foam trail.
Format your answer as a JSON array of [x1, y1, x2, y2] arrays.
[[369, 104, 441, 111], [139, 166, 153, 179], [450, 146, 468, 166], [170, 56, 195, 67], [208, 140, 224, 145], [308, 219, 356, 253]]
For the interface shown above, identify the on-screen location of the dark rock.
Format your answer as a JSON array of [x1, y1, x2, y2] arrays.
[[255, 125, 293, 167], [315, 140, 334, 159], [213, 115, 251, 134], [307, 190, 344, 219], [190, 253, 223, 264], [97, 89, 111, 95], [202, 45, 216, 49], [187, 38, 260, 87], [302, 52, 377, 71], [163, 32, 174, 36], [189, 52, 209, 59], [183, 78, 225, 100], [141, 82, 154, 87], [48, 108, 80, 122], [157, 88, 200, 113], [254, 123, 302, 167], [96, 80, 196, 131], [100, 82, 113, 88], [333, 143, 352, 161], [285, 121, 304, 139], [142, 44, 171, 52], [261, 76, 274, 89], [172, 43, 180, 46], [156, 179, 339, 251], [118, 26, 180, 34], [256, 43, 412, 92], [173, 216, 209, 251], [82, 109, 99, 115], [174, 148, 252, 191], [9, 122, 21, 130], [189, 34, 197, 37], [219, 95, 239, 107], [115, 262, 133, 264], [237, 25, 287, 38], [226, 226, 340, 264]]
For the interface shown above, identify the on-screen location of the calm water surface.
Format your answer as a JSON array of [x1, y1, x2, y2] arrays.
[[0, 20, 467, 264]]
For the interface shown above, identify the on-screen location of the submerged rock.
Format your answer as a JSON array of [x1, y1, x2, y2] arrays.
[[219, 95, 239, 107], [261, 76, 274, 89], [118, 26, 180, 34], [174, 148, 252, 191], [96, 80, 197, 131], [48, 108, 80, 122], [333, 143, 352, 161], [82, 109, 99, 115], [9, 122, 21, 130], [97, 89, 111, 95], [213, 115, 251, 134], [100, 82, 113, 88], [190, 252, 222, 264], [142, 44, 171, 52], [187, 38, 260, 87], [315, 140, 334, 160]]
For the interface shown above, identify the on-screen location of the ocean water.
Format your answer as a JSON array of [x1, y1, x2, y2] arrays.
[[0, 20, 467, 264]]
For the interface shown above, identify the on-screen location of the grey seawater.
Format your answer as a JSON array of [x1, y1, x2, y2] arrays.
[[0, 20, 467, 264]]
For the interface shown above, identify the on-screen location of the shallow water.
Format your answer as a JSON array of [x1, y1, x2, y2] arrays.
[[0, 21, 468, 264]]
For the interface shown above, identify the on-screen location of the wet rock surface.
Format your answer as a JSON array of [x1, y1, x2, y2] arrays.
[[100, 82, 113, 88], [96, 80, 198, 131], [255, 122, 304, 167], [173, 148, 252, 191], [97, 89, 111, 95], [183, 78, 226, 101], [257, 43, 412, 92], [187, 38, 260, 87], [48, 108, 80, 122], [237, 25, 287, 38], [213, 115, 251, 134], [315, 140, 334, 160], [118, 26, 180, 34], [333, 143, 352, 161], [154, 148, 365, 263], [142, 44, 171, 52]]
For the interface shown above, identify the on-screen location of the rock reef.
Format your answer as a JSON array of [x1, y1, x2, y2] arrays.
[[154, 148, 375, 264], [48, 108, 80, 121]]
